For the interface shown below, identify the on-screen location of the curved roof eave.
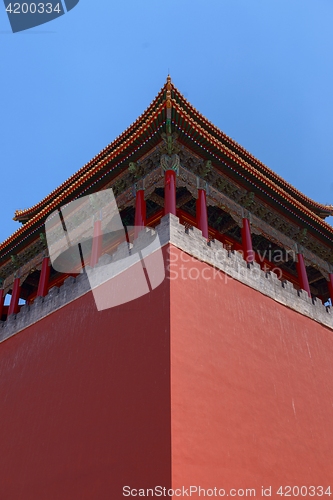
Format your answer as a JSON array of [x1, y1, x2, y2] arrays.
[[1, 76, 331, 262]]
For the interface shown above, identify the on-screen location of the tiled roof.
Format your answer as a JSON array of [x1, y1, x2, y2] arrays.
[[1, 76, 332, 262]]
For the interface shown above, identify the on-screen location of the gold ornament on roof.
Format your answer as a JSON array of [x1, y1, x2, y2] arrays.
[[166, 74, 172, 109]]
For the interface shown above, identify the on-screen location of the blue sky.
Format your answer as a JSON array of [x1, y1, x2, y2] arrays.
[[1, 0, 333, 244]]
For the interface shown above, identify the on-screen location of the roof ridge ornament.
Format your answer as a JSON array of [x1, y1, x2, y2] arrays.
[[166, 74, 172, 120], [161, 77, 178, 156], [160, 131, 179, 155]]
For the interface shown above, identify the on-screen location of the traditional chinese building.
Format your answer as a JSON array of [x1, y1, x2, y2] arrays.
[[0, 77, 333, 499]]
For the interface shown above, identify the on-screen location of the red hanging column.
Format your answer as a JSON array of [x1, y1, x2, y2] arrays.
[[37, 257, 51, 297], [8, 277, 21, 316], [134, 189, 146, 239], [0, 288, 5, 319], [241, 218, 254, 263], [328, 273, 333, 304], [296, 253, 311, 297], [90, 219, 103, 268], [164, 170, 177, 216], [196, 188, 209, 239]]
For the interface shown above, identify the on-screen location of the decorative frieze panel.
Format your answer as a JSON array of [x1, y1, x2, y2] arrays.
[[207, 185, 331, 278], [1, 248, 45, 295]]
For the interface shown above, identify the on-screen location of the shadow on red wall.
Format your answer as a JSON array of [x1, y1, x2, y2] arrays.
[[0, 271, 171, 500]]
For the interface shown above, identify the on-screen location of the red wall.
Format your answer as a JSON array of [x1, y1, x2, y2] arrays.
[[2, 243, 333, 499], [0, 270, 171, 500], [170, 246, 333, 497]]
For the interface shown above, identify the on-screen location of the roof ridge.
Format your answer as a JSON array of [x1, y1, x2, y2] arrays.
[[171, 86, 333, 216], [13, 78, 170, 222]]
